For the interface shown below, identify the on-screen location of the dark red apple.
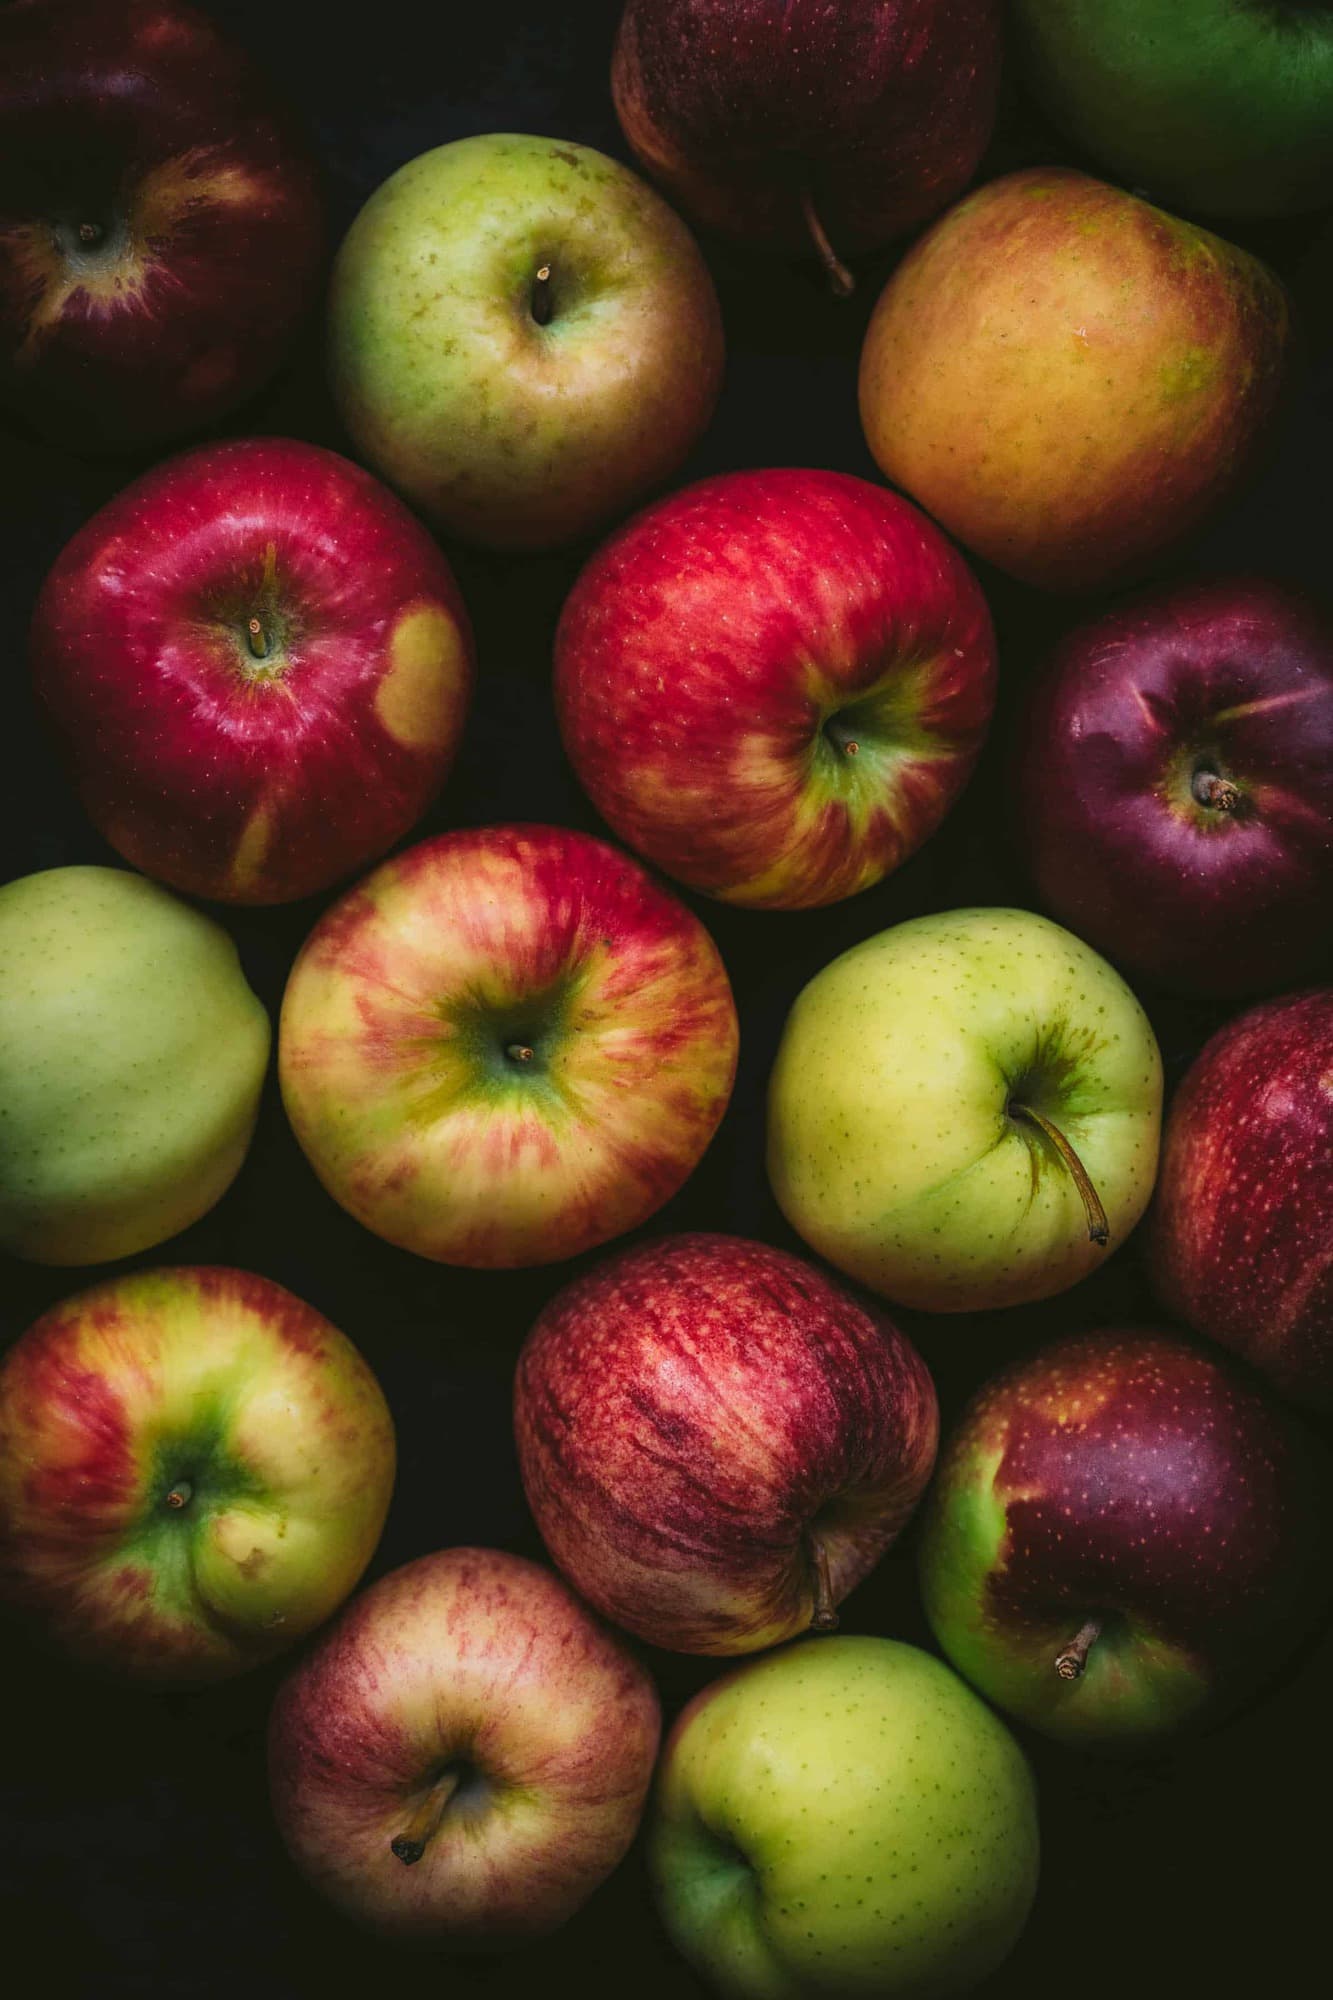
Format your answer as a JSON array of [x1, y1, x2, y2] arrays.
[[0, 0, 323, 450], [1019, 577, 1333, 996], [513, 1232, 939, 1654], [1150, 991, 1333, 1411], [31, 437, 474, 905]]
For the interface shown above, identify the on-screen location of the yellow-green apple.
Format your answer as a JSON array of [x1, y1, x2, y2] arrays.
[[612, 0, 1002, 294], [554, 468, 996, 910], [279, 825, 739, 1268], [651, 1636, 1039, 1999], [31, 438, 474, 906], [858, 168, 1290, 591], [0, 0, 323, 451], [514, 1232, 938, 1654], [0, 866, 269, 1265], [767, 906, 1163, 1312], [267, 1546, 660, 1943], [918, 1328, 1328, 1750], [328, 133, 723, 551], [0, 1266, 394, 1684], [1018, 576, 1333, 997], [1150, 992, 1333, 1410]]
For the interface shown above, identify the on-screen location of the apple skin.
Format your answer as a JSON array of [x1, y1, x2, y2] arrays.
[[918, 1328, 1327, 1751], [514, 1232, 938, 1655], [30, 438, 474, 907], [279, 825, 739, 1269], [328, 133, 723, 551], [651, 1635, 1039, 1999], [1013, 0, 1333, 220], [768, 906, 1163, 1313], [1149, 992, 1333, 1411], [859, 168, 1290, 591], [0, 0, 323, 452], [0, 866, 269, 1265], [267, 1546, 661, 1944], [554, 468, 996, 911], [612, 0, 1002, 278], [1018, 575, 1333, 997], [0, 1266, 395, 1685]]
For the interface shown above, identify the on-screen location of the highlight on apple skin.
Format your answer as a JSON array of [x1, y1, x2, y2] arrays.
[[514, 1232, 938, 1654]]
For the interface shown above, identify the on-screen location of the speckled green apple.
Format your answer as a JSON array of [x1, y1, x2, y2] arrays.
[[0, 866, 270, 1264], [651, 1635, 1039, 1998], [767, 907, 1162, 1312]]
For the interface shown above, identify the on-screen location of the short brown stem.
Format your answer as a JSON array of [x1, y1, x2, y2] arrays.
[[531, 263, 554, 326], [807, 1532, 840, 1634], [1192, 769, 1242, 813], [246, 616, 269, 661], [1009, 1103, 1109, 1246], [799, 187, 854, 298], [506, 1043, 535, 1065], [391, 1768, 461, 1866], [77, 221, 104, 246], [1055, 1617, 1103, 1681], [165, 1481, 192, 1510]]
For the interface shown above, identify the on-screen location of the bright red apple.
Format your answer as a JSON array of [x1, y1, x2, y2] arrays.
[[31, 438, 474, 906], [555, 469, 996, 910], [514, 1232, 939, 1654], [0, 0, 324, 450], [268, 1546, 661, 1942]]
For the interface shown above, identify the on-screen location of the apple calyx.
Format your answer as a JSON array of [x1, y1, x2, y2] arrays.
[[164, 1480, 193, 1511], [807, 1532, 840, 1634], [799, 187, 855, 300], [1009, 1102, 1110, 1247], [531, 263, 554, 328], [1054, 1617, 1103, 1682], [1191, 768, 1244, 814], [390, 1766, 463, 1866]]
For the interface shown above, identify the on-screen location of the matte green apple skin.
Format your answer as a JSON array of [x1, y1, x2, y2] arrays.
[[767, 907, 1162, 1313], [328, 133, 724, 551], [651, 1636, 1039, 1999], [1013, 1, 1333, 219], [0, 866, 270, 1265]]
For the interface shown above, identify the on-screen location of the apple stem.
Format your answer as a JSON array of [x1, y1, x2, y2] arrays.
[[506, 1043, 536, 1065], [1009, 1103, 1109, 1246], [531, 263, 554, 327], [391, 1767, 461, 1866], [1192, 769, 1242, 813], [1055, 1617, 1103, 1681], [807, 1532, 840, 1634], [77, 221, 104, 247], [799, 188, 854, 299], [246, 616, 269, 661], [164, 1481, 192, 1510]]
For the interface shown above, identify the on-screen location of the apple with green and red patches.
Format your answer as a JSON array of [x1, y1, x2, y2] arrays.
[[555, 469, 996, 910], [0, 1266, 395, 1684], [918, 1328, 1326, 1751], [0, 0, 323, 450], [279, 825, 739, 1268], [267, 1546, 660, 1943], [31, 438, 473, 905]]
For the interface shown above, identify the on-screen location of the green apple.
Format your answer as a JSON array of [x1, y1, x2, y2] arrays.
[[767, 906, 1163, 1312], [0, 865, 270, 1264], [327, 132, 724, 551], [650, 1635, 1039, 1999], [1013, 1, 1333, 219]]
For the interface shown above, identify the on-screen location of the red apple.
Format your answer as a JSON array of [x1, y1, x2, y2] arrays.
[[0, 0, 323, 451], [279, 826, 739, 1268], [0, 1266, 395, 1684], [267, 1547, 660, 1943], [555, 469, 996, 910], [514, 1232, 939, 1653], [31, 438, 474, 906], [1018, 576, 1333, 996], [1150, 992, 1333, 1410]]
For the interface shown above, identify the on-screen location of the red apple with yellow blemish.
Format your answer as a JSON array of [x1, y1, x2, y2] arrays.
[[267, 1546, 661, 1943], [30, 438, 473, 906], [0, 0, 323, 451], [279, 825, 739, 1268], [0, 1266, 395, 1685]]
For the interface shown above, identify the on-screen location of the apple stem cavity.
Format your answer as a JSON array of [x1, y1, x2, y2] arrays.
[[1009, 1103, 1110, 1247], [531, 263, 554, 327], [1191, 768, 1243, 814], [164, 1480, 192, 1511], [246, 616, 269, 661], [799, 187, 854, 300], [807, 1532, 840, 1634], [390, 1767, 462, 1866], [1055, 1617, 1103, 1681]]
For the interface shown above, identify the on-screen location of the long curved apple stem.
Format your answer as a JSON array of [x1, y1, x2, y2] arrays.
[[391, 1768, 461, 1866], [246, 616, 269, 661], [807, 1532, 840, 1634], [531, 263, 554, 327], [1055, 1617, 1103, 1681], [1009, 1103, 1109, 1246], [799, 188, 854, 299], [1192, 770, 1242, 813]]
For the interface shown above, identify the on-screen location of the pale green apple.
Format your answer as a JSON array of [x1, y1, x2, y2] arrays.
[[650, 1635, 1039, 1999], [0, 865, 270, 1264], [767, 906, 1162, 1312]]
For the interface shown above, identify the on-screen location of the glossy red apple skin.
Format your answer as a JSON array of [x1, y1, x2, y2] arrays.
[[268, 1547, 661, 1944], [555, 469, 996, 910], [0, 0, 323, 451], [31, 438, 474, 906], [1019, 577, 1333, 996], [514, 1232, 939, 1654], [1150, 993, 1333, 1410]]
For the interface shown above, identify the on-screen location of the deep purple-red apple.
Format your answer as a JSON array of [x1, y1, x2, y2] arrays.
[[268, 1546, 660, 1943], [0, 0, 323, 450], [555, 469, 996, 910], [1019, 576, 1333, 996], [1150, 992, 1333, 1410], [31, 438, 474, 906], [514, 1232, 939, 1653]]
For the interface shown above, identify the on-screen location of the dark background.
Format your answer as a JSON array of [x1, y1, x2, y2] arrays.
[[2, 3, 1331, 1995]]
